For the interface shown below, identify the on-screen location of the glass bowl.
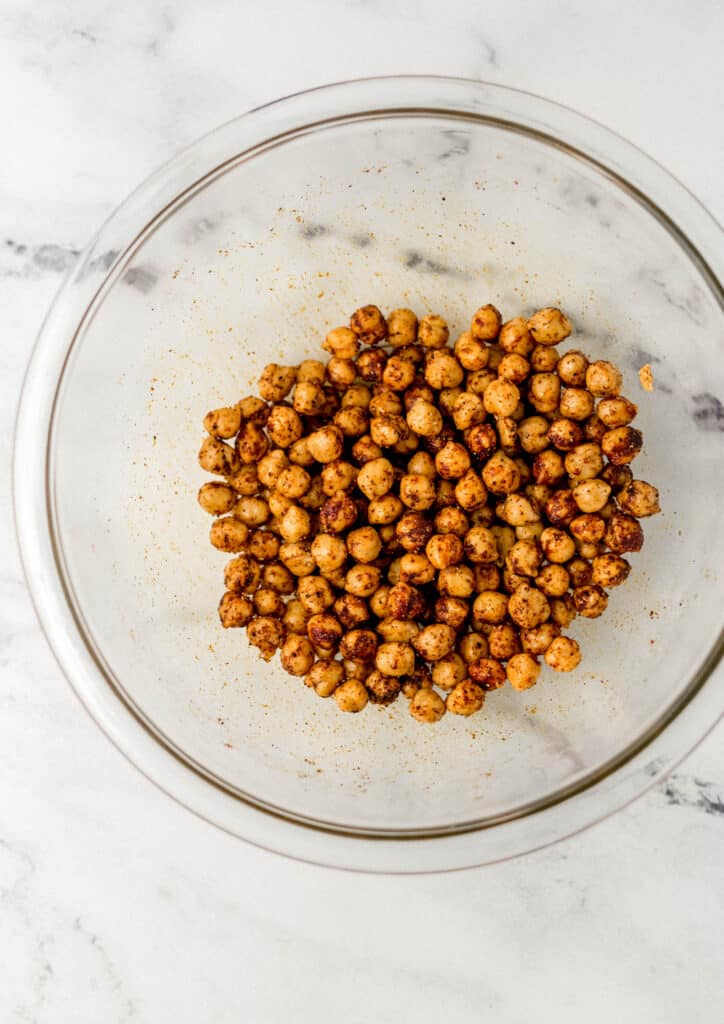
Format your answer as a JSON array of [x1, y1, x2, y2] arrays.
[[15, 77, 724, 872]]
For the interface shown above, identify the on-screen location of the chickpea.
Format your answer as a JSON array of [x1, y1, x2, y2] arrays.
[[520, 621, 560, 655], [530, 450, 563, 487], [363, 585, 387, 619], [464, 526, 499, 564], [273, 466, 308, 500], [399, 473, 436, 511], [605, 511, 644, 553], [544, 489, 578, 526], [255, 451, 287, 490], [584, 415, 607, 443], [467, 369, 497, 396], [357, 349, 388, 383], [276, 505, 309, 544], [409, 688, 446, 722], [382, 583, 423, 621], [386, 308, 418, 348], [496, 353, 529, 384], [402, 451, 431, 479], [350, 304, 387, 346], [391, 513, 429, 555], [247, 529, 280, 562], [367, 493, 404, 525], [319, 461, 355, 497], [204, 405, 242, 439], [548, 418, 584, 451], [306, 612, 343, 652], [423, 534, 462, 570], [499, 317, 534, 356], [330, 592, 367, 628], [266, 405, 303, 448], [454, 331, 489, 370], [305, 659, 344, 697], [403, 381, 435, 411], [435, 479, 458, 509], [343, 659, 373, 682], [360, 670, 397, 705], [496, 415, 518, 453], [341, 383, 372, 410], [450, 469, 484, 512], [573, 478, 611, 514], [559, 387, 595, 421], [237, 397, 268, 426], [618, 480, 660, 518], [345, 563, 382, 597], [304, 424, 342, 464], [376, 641, 416, 677], [458, 632, 488, 663], [282, 599, 309, 635], [571, 584, 608, 619], [400, 552, 436, 585], [411, 623, 455, 662], [554, 349, 586, 386], [489, 623, 521, 660], [461, 423, 495, 462], [507, 582, 550, 628], [528, 372, 561, 414], [569, 514, 606, 545], [291, 381, 323, 416], [261, 561, 295, 595], [428, 653, 465, 691], [545, 636, 582, 672], [235, 496, 270, 527], [406, 399, 443, 437], [468, 657, 506, 690], [601, 426, 643, 466], [565, 443, 604, 481], [434, 566, 472, 601], [540, 526, 576, 563], [333, 406, 368, 437], [527, 307, 572, 345], [507, 539, 542, 577], [334, 680, 369, 713], [482, 451, 521, 494], [295, 575, 334, 615], [425, 351, 464, 390], [530, 345, 560, 372], [256, 364, 295, 403], [516, 416, 550, 454], [344, 526, 380, 564], [535, 564, 570, 598], [279, 635, 314, 677], [224, 554, 261, 594], [370, 414, 404, 448], [483, 378, 520, 417], [516, 522, 544, 543], [590, 554, 630, 590], [443, 680, 484, 716], [472, 590, 509, 626], [322, 325, 360, 361], [376, 619, 420, 644], [597, 396, 637, 428], [584, 359, 622, 397], [246, 615, 284, 661], [218, 592, 253, 628], [507, 653, 540, 691], [396, 343, 426, 365], [278, 540, 315, 577], [418, 313, 449, 349], [434, 596, 469, 630], [198, 481, 237, 516], [337, 629, 377, 664], [198, 435, 240, 476], [499, 494, 540, 526], [470, 304, 502, 340], [379, 355, 413, 393], [318, 493, 357, 534], [393, 423, 418, 456]]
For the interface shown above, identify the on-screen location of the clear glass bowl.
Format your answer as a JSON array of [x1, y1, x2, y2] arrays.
[[15, 77, 724, 872]]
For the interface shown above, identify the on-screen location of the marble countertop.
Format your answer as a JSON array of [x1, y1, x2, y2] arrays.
[[1, 2, 722, 1020]]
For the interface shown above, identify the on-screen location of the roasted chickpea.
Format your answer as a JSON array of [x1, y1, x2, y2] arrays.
[[394, 512, 433, 554], [260, 561, 294, 595], [366, 494, 403, 526], [344, 525, 381, 564], [246, 615, 284, 661], [458, 632, 488, 663], [406, 399, 443, 437], [218, 592, 253, 628], [514, 415, 548, 455], [444, 680, 484, 716], [305, 659, 344, 697], [341, 383, 372, 410], [555, 349, 587, 386], [198, 435, 240, 476], [247, 529, 280, 562], [306, 612, 343, 652], [337, 629, 377, 664], [434, 596, 469, 631], [198, 481, 239, 517], [601, 427, 643, 466], [334, 679, 369, 713], [559, 387, 595, 421], [305, 424, 343, 464], [530, 449, 564, 486], [483, 378, 520, 417], [495, 415, 518, 454], [584, 360, 622, 397], [345, 563, 382, 597], [256, 364, 295, 403], [527, 307, 572, 345], [536, 564, 570, 598], [496, 353, 529, 384], [528, 346, 558, 373], [472, 590, 508, 626], [464, 526, 499, 564], [318, 493, 357, 534], [208, 515, 248, 554], [468, 657, 506, 690], [605, 511, 644, 554], [333, 406, 368, 438], [450, 469, 485, 512], [564, 442, 603, 481], [435, 565, 473, 600], [466, 369, 497, 397], [488, 623, 521, 660], [619, 480, 660, 518], [544, 489, 578, 526], [282, 598, 309, 635], [399, 552, 436, 585], [224, 554, 261, 594], [499, 493, 540, 527], [204, 404, 242, 439], [528, 373, 561, 414], [350, 304, 387, 346], [597, 396, 638, 428], [399, 472, 436, 510], [278, 541, 315, 577], [540, 526, 576, 563], [507, 653, 540, 691], [370, 413, 405, 448], [569, 514, 606, 545], [507, 539, 542, 577], [236, 396, 268, 425], [376, 619, 419, 643], [275, 465, 310, 500], [547, 418, 584, 451], [322, 325, 359, 360], [424, 351, 463, 391], [520, 622, 560, 655], [356, 349, 388, 383], [279, 635, 314, 676], [572, 478, 611, 514], [295, 575, 334, 615], [545, 636, 582, 671], [376, 641, 416, 677], [409, 688, 445, 722], [292, 381, 324, 416], [584, 415, 607, 443], [471, 304, 502, 341], [417, 313, 449, 349], [591, 553, 630, 588], [507, 582, 550, 628], [454, 331, 489, 370], [235, 496, 270, 527], [277, 505, 310, 544], [424, 533, 462, 570], [481, 450, 520, 494], [412, 623, 455, 662], [386, 308, 418, 348], [498, 317, 534, 356], [361, 669, 398, 705], [319, 461, 355, 497]]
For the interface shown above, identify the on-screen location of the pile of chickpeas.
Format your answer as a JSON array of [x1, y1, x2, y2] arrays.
[[197, 303, 660, 723]]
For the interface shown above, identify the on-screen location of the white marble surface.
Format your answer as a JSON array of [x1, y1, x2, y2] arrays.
[[1, 1, 723, 1020]]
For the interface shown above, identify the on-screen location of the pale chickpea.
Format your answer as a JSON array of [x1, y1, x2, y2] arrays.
[[437, 565, 474, 599], [454, 331, 489, 370], [288, 439, 314, 472], [585, 360, 622, 397], [428, 653, 465, 691], [559, 387, 595, 421], [507, 653, 540, 691], [425, 351, 464, 390], [572, 478, 611, 514], [482, 451, 521, 494], [276, 465, 311, 499], [409, 688, 446, 722], [198, 436, 240, 476], [387, 308, 418, 348], [334, 680, 369, 713], [483, 378, 520, 417], [235, 496, 270, 527], [507, 539, 542, 577], [406, 399, 443, 437], [576, 540, 601, 560], [520, 621, 560, 655], [471, 304, 502, 341], [545, 636, 582, 671], [224, 554, 261, 594], [601, 426, 643, 465], [458, 632, 488, 663], [413, 623, 456, 662], [417, 314, 449, 349], [618, 480, 660, 518], [320, 460, 357, 497], [376, 618, 419, 643], [532, 449, 565, 485], [464, 526, 498, 564], [282, 598, 309, 635], [540, 526, 576, 563], [279, 541, 315, 577], [246, 615, 284, 661], [345, 563, 382, 597], [556, 350, 588, 386], [454, 469, 488, 511], [406, 450, 435, 478], [305, 659, 344, 697], [499, 493, 540, 526], [370, 413, 405, 448], [323, 326, 360, 360], [565, 443, 604, 481], [248, 529, 280, 562], [548, 418, 584, 451], [530, 345, 560, 372], [528, 372, 561, 414], [204, 404, 242, 439], [426, 533, 464, 570], [468, 657, 506, 690], [446, 680, 485, 716], [376, 641, 416, 677], [218, 592, 253, 628], [256, 451, 287, 490], [499, 317, 534, 356], [368, 493, 404, 525], [472, 590, 509, 626], [306, 424, 343, 464], [399, 473, 436, 510], [369, 586, 390, 618], [536, 563, 570, 597], [527, 307, 572, 345], [277, 505, 310, 543], [350, 304, 387, 345], [518, 416, 551, 454], [498, 353, 531, 383], [198, 481, 237, 515], [399, 552, 436, 585]]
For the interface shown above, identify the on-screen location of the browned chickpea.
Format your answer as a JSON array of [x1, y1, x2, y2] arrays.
[[323, 325, 360, 360], [342, 659, 373, 683], [547, 418, 584, 451], [530, 449, 564, 486], [571, 584, 608, 619], [266, 405, 303, 448], [236, 396, 268, 426], [235, 496, 270, 527], [508, 582, 550, 628], [428, 653, 465, 691], [472, 590, 509, 626], [564, 442, 604, 481], [399, 473, 436, 511], [437, 565, 474, 599], [585, 360, 622, 397], [556, 350, 587, 386], [348, 438, 379, 469], [464, 526, 499, 565], [406, 399, 443, 437], [356, 349, 388, 383], [471, 303, 502, 341], [350, 304, 387, 346], [569, 514, 606, 545], [496, 353, 529, 384], [540, 526, 576, 563], [403, 381, 435, 412], [449, 393, 483, 433], [507, 653, 540, 691], [295, 360, 325, 386], [549, 594, 577, 628], [417, 313, 449, 349], [376, 641, 416, 677], [434, 595, 468, 631], [197, 481, 238, 515], [483, 378, 520, 417], [468, 657, 506, 690], [379, 355, 413, 392], [583, 414, 606, 444], [448, 469, 483, 512], [530, 345, 560, 372], [368, 585, 390, 619], [305, 659, 344, 697], [499, 493, 540, 527], [345, 563, 382, 597], [458, 632, 488, 663], [334, 679, 369, 713], [341, 383, 372, 410], [255, 451, 287, 490], [572, 479, 611, 514], [565, 557, 591, 588], [279, 541, 315, 577], [199, 435, 240, 476], [495, 415, 518, 454], [370, 413, 406, 448], [218, 592, 253, 628], [435, 479, 458, 509], [261, 561, 295, 595], [528, 373, 561, 414], [527, 307, 572, 345], [306, 612, 343, 652], [544, 489, 578, 526], [454, 331, 489, 370], [333, 406, 368, 438], [337, 629, 377, 664], [383, 582, 423, 621], [480, 450, 520, 494], [256, 364, 295, 403], [412, 623, 455, 662], [247, 529, 280, 562], [462, 423, 496, 462], [618, 480, 660, 518], [424, 351, 464, 391], [361, 669, 398, 706], [601, 426, 643, 466], [425, 534, 463, 570], [467, 369, 498, 396], [499, 317, 534, 356], [591, 553, 630, 588], [536, 564, 570, 598], [516, 522, 544, 543], [208, 517, 248, 556], [224, 554, 261, 594], [370, 389, 403, 418], [367, 493, 404, 525], [507, 539, 542, 578], [404, 451, 433, 478], [491, 524, 516, 564], [279, 635, 314, 677], [317, 493, 357, 534], [444, 680, 484, 716], [282, 599, 309, 635], [605, 511, 644, 554], [393, 512, 431, 554], [274, 466, 309, 500], [399, 552, 436, 585], [559, 387, 595, 421], [385, 307, 417, 348], [332, 593, 369, 630], [515, 416, 548, 455], [246, 615, 284, 661], [296, 575, 334, 615], [204, 404, 242, 439], [409, 688, 446, 722], [396, 343, 426, 365], [545, 636, 582, 671], [489, 623, 521, 660], [597, 396, 638, 428], [520, 622, 560, 655], [277, 505, 310, 544], [376, 619, 419, 644]]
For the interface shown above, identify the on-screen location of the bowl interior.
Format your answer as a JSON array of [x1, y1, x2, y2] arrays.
[[50, 110, 724, 834]]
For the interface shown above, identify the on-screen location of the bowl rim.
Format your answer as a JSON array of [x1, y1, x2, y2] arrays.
[[14, 74, 724, 872]]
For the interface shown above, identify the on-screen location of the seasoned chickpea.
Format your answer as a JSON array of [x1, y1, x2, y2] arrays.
[[573, 478, 611, 514], [464, 526, 498, 565], [470, 303, 502, 341], [454, 331, 489, 370], [384, 582, 424, 621], [507, 653, 540, 691], [350, 304, 387, 345], [280, 635, 314, 676], [584, 415, 607, 443], [406, 399, 443, 437], [343, 659, 373, 682], [368, 585, 389, 619], [591, 553, 630, 588], [418, 314, 449, 349], [399, 553, 436, 585], [585, 360, 622, 397], [605, 511, 644, 553], [463, 422, 497, 460], [305, 659, 344, 697], [601, 426, 643, 466], [323, 327, 360, 361], [277, 505, 310, 543], [292, 381, 324, 416], [356, 348, 388, 383], [429, 653, 465, 691], [472, 590, 508, 626], [399, 472, 436, 510], [333, 405, 368, 437], [482, 451, 521, 494], [246, 615, 284, 661], [483, 378, 520, 417], [520, 621, 560, 655], [334, 679, 369, 713], [498, 353, 531, 384], [306, 612, 343, 652], [569, 514, 606, 545], [224, 554, 261, 594], [262, 561, 295, 595], [362, 669, 399, 705], [559, 387, 595, 421], [467, 369, 497, 396], [507, 539, 541, 577], [536, 564, 570, 598], [306, 424, 343, 464], [235, 496, 270, 527], [496, 415, 518, 452], [565, 443, 604, 481], [499, 493, 540, 526], [499, 317, 534, 356], [345, 563, 382, 597], [489, 623, 521, 660], [436, 565, 473, 600], [338, 629, 378, 664], [434, 596, 468, 630], [530, 450, 564, 486], [597, 396, 638, 428], [235, 420, 269, 464], [548, 418, 584, 451], [453, 469, 486, 511], [237, 396, 268, 425], [425, 351, 464, 390], [458, 632, 488, 663], [540, 526, 576, 563], [274, 466, 309, 500], [516, 522, 544, 542], [218, 592, 253, 628], [413, 623, 456, 662], [444, 680, 484, 716], [545, 636, 581, 671], [572, 584, 608, 619], [527, 307, 572, 345], [409, 688, 446, 722], [247, 529, 280, 562], [279, 541, 315, 577], [368, 493, 404, 525], [319, 461, 356, 497], [379, 354, 414, 392], [199, 435, 240, 476], [341, 383, 372, 410], [266, 405, 303, 448], [435, 479, 458, 508], [370, 413, 405, 448], [225, 464, 258, 497], [544, 489, 578, 526], [376, 619, 419, 643], [556, 350, 588, 386], [282, 598, 309, 635], [426, 534, 463, 570], [256, 451, 287, 490], [517, 416, 550, 454], [395, 512, 433, 553], [257, 364, 296, 403], [530, 345, 560, 372], [331, 593, 368, 629], [406, 450, 435, 478], [204, 404, 242, 439], [318, 493, 357, 534], [296, 575, 335, 615], [528, 373, 561, 414], [619, 480, 660, 518], [508, 582, 550, 628], [198, 481, 237, 516], [396, 343, 425, 365], [468, 657, 506, 690], [345, 526, 381, 564], [450, 391, 484, 431], [434, 507, 469, 537], [376, 641, 416, 677], [387, 308, 418, 348]]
